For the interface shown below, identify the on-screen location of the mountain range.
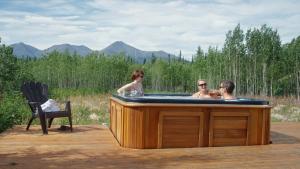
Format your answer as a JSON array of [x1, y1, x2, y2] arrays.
[[10, 41, 175, 63]]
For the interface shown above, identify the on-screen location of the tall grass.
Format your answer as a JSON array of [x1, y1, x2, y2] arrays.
[[243, 95, 300, 122], [30, 93, 300, 125], [2, 90, 299, 134], [268, 96, 300, 122], [52, 94, 111, 125]]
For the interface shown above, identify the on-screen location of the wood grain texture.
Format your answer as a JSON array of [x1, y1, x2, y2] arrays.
[[110, 97, 271, 149], [158, 111, 204, 148], [0, 123, 299, 169], [209, 111, 250, 147]]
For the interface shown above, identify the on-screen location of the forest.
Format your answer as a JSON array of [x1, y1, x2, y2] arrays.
[[0, 24, 299, 132]]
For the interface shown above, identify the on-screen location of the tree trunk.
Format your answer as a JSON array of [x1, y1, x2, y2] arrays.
[[297, 70, 300, 100], [262, 63, 267, 96]]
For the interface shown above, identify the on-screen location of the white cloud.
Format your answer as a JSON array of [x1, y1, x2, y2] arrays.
[[0, 0, 300, 59]]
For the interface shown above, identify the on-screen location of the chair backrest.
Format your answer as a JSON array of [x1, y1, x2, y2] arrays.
[[21, 82, 49, 104]]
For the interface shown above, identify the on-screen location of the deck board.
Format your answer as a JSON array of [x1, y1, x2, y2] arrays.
[[0, 122, 300, 169]]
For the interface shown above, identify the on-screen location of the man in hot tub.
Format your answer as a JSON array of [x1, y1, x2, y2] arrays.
[[192, 80, 212, 99], [219, 80, 236, 100]]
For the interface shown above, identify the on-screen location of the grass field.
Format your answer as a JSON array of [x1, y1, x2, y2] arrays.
[[269, 97, 300, 122], [51, 94, 111, 126], [49, 94, 300, 126]]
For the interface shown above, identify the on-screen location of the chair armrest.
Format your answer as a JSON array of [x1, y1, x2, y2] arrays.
[[28, 101, 44, 116], [28, 101, 41, 106]]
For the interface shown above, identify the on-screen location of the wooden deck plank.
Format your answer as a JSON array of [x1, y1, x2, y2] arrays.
[[0, 122, 300, 169]]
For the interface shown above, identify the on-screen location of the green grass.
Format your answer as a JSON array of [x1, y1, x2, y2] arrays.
[[35, 94, 300, 124], [272, 104, 300, 122], [51, 94, 110, 125], [0, 92, 32, 132], [2, 91, 300, 134]]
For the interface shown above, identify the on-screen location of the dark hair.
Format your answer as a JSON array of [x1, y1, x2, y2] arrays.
[[221, 80, 235, 94], [131, 69, 144, 81]]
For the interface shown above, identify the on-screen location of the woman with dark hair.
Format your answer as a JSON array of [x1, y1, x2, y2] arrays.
[[117, 69, 144, 97]]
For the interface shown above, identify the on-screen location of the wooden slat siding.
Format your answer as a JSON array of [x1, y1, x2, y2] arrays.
[[122, 106, 128, 147], [203, 108, 210, 147], [116, 104, 121, 143], [162, 116, 199, 148], [214, 129, 247, 138], [143, 108, 150, 148], [125, 106, 132, 148], [136, 107, 144, 149], [122, 106, 127, 147], [213, 117, 248, 129], [143, 107, 157, 148], [261, 108, 266, 144], [246, 112, 251, 146], [209, 110, 230, 147], [136, 108, 143, 149], [134, 107, 139, 148], [213, 138, 247, 146], [254, 108, 262, 145], [124, 107, 131, 148], [267, 109, 271, 144], [120, 107, 145, 149], [109, 100, 112, 131], [110, 97, 271, 149], [110, 101, 116, 138], [116, 104, 123, 145], [208, 107, 249, 147], [263, 108, 271, 144], [130, 107, 136, 148], [158, 111, 204, 148], [145, 108, 159, 148], [210, 111, 250, 147], [121, 106, 159, 149], [158, 112, 163, 148]]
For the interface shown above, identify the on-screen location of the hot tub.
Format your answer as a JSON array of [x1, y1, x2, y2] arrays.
[[110, 94, 271, 149]]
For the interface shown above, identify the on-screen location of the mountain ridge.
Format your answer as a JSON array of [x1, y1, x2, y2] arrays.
[[10, 42, 42, 58], [100, 41, 174, 62], [10, 41, 176, 62], [43, 43, 93, 56]]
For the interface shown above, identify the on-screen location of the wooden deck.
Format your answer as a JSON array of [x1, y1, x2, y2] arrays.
[[0, 122, 300, 169]]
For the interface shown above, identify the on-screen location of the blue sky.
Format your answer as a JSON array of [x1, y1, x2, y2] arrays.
[[0, 0, 299, 59]]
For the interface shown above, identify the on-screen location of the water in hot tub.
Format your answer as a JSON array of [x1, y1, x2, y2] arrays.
[[129, 94, 251, 101]]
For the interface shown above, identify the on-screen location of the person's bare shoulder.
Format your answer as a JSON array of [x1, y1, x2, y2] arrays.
[[192, 92, 200, 98]]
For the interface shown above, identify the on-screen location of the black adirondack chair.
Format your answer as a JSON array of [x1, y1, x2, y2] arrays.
[[21, 82, 72, 134]]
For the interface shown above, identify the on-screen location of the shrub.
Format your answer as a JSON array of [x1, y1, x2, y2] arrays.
[[0, 92, 31, 133]]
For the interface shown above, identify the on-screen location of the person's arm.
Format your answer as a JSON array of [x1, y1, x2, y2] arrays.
[[117, 82, 134, 95], [192, 92, 200, 98], [208, 90, 222, 99]]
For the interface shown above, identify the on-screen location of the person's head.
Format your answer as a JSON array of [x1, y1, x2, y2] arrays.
[[219, 80, 235, 95], [197, 80, 208, 93], [131, 69, 144, 82]]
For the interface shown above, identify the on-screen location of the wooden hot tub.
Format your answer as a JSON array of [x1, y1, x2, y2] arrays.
[[110, 94, 271, 149]]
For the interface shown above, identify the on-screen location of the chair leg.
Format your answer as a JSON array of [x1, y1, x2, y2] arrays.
[[68, 116, 73, 132], [48, 118, 54, 128], [66, 101, 72, 132], [26, 116, 35, 130], [38, 111, 48, 134]]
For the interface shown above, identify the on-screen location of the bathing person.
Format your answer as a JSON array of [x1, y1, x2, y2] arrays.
[[192, 80, 211, 99], [219, 80, 236, 100], [117, 69, 144, 97]]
